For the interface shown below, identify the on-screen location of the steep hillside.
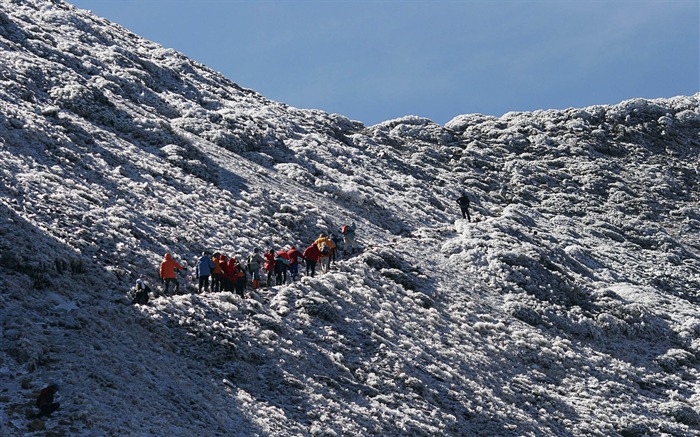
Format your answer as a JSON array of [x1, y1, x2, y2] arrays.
[[1, 1, 699, 436]]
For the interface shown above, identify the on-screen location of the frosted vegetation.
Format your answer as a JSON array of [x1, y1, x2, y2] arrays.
[[1, 1, 699, 436]]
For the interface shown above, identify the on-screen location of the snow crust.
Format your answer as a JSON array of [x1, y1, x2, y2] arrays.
[[1, 1, 699, 436]]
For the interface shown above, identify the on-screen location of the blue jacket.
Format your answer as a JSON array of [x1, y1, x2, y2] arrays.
[[196, 255, 215, 277]]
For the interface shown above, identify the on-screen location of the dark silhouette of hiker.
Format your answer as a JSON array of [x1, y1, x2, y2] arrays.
[[36, 384, 59, 418], [456, 193, 471, 221], [233, 258, 247, 297], [131, 278, 150, 305]]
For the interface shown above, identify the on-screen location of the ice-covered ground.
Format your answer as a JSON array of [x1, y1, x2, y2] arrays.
[[1, 1, 699, 435]]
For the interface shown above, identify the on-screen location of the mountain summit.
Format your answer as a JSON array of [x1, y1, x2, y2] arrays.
[[1, 1, 699, 435]]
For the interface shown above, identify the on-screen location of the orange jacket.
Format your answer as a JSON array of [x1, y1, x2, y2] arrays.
[[159, 253, 183, 279], [212, 256, 223, 275]]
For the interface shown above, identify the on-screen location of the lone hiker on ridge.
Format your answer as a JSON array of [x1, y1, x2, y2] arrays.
[[456, 193, 471, 222], [35, 384, 60, 418]]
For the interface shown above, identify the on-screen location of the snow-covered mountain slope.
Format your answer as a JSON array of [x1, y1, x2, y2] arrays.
[[1, 1, 700, 435]]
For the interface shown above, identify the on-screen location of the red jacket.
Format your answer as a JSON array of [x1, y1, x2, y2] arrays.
[[263, 251, 275, 272], [287, 247, 303, 264], [303, 244, 321, 263], [224, 259, 239, 281]]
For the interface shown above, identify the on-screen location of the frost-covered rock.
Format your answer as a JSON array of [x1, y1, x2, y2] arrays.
[[0, 1, 698, 436]]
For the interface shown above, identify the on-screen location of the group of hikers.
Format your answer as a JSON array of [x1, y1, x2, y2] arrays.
[[131, 223, 358, 303], [130, 194, 472, 304]]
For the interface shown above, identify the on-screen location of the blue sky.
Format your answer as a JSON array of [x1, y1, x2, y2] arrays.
[[69, 0, 699, 126]]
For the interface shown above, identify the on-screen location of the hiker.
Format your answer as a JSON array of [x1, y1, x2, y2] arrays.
[[303, 242, 321, 277], [274, 250, 291, 285], [340, 223, 357, 255], [196, 252, 215, 293], [36, 384, 59, 418], [159, 253, 184, 295], [331, 233, 343, 263], [263, 249, 275, 287], [287, 246, 304, 282], [225, 256, 239, 292], [314, 233, 335, 274], [456, 193, 471, 221], [211, 253, 224, 293], [233, 257, 247, 297], [219, 254, 232, 291], [499, 184, 509, 202], [247, 248, 265, 289], [131, 278, 150, 305]]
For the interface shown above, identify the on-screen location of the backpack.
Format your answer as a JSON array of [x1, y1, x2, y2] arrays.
[[320, 242, 330, 255]]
